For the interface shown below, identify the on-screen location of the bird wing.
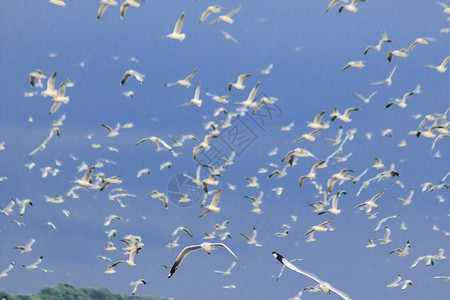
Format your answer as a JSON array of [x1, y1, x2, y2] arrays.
[[184, 69, 197, 81], [199, 207, 211, 218], [328, 283, 353, 300], [227, 4, 242, 17], [272, 252, 322, 284], [247, 81, 261, 103], [369, 189, 386, 203], [194, 83, 201, 99], [198, 8, 212, 23], [237, 73, 252, 85], [101, 123, 113, 133], [210, 189, 222, 207], [168, 245, 202, 278], [210, 243, 239, 261], [97, 3, 109, 19], [121, 71, 132, 85], [312, 110, 326, 124], [441, 55, 450, 67], [173, 12, 185, 34], [47, 72, 57, 91]]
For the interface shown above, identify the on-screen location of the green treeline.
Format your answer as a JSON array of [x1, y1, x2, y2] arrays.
[[0, 284, 169, 300]]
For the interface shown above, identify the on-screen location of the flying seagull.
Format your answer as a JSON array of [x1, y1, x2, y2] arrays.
[[272, 252, 352, 299], [168, 242, 240, 278]]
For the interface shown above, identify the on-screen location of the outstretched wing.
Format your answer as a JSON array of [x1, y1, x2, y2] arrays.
[[168, 245, 202, 278], [272, 252, 322, 284]]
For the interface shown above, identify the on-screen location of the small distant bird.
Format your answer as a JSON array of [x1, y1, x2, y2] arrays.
[[370, 65, 397, 86], [0, 198, 15, 216], [198, 5, 225, 24], [423, 55, 450, 73], [373, 214, 399, 232], [228, 73, 252, 91], [16, 198, 33, 217], [389, 241, 411, 257], [330, 107, 360, 123], [386, 84, 421, 109], [101, 123, 121, 137], [433, 276, 450, 281], [0, 262, 14, 278], [298, 160, 326, 188], [259, 63, 273, 75], [352, 90, 379, 104], [41, 71, 57, 98], [364, 30, 392, 55], [22, 256, 43, 269], [172, 226, 193, 238], [13, 238, 35, 253], [394, 188, 414, 205], [181, 83, 202, 107], [341, 60, 365, 71], [165, 12, 186, 41], [49, 0, 66, 8], [151, 190, 168, 209], [199, 189, 222, 217], [378, 226, 392, 244], [240, 227, 262, 247], [366, 239, 376, 248], [214, 260, 237, 276], [168, 242, 240, 278], [163, 69, 197, 88], [130, 279, 146, 296], [355, 189, 386, 211], [387, 49, 408, 62], [304, 218, 334, 236], [120, 70, 144, 85], [210, 4, 242, 24], [29, 69, 46, 87], [103, 214, 123, 227], [220, 30, 238, 44]]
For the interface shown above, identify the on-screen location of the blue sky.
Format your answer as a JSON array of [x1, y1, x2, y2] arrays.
[[0, 0, 449, 299]]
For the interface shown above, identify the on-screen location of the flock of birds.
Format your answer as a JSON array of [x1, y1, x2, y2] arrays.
[[1, 1, 449, 299]]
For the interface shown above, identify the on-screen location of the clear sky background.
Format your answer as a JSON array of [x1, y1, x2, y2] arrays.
[[0, 0, 449, 299]]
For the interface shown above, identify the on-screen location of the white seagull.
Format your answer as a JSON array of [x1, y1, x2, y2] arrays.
[[304, 218, 334, 236], [341, 60, 365, 71], [29, 69, 46, 87], [22, 256, 43, 270], [352, 90, 379, 104], [273, 252, 352, 299], [214, 260, 237, 276], [423, 55, 450, 73], [199, 189, 222, 217], [198, 5, 225, 24], [130, 279, 146, 296], [168, 242, 240, 278], [210, 5, 242, 24], [364, 30, 392, 55], [181, 83, 202, 107], [394, 188, 414, 205], [120, 70, 144, 85], [163, 69, 197, 88], [165, 12, 186, 41], [370, 65, 397, 86], [41, 71, 57, 98], [0, 262, 14, 278], [228, 73, 252, 91], [13, 238, 35, 253]]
